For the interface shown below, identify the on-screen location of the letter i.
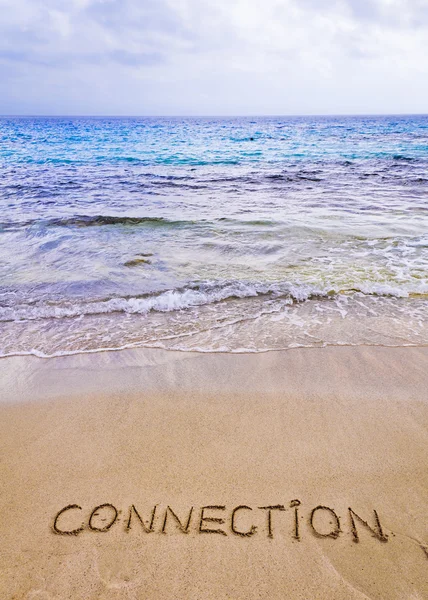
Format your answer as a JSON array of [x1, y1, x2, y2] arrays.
[[290, 499, 301, 541]]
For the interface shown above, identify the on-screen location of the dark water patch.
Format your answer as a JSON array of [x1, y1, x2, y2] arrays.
[[46, 215, 201, 229], [401, 177, 428, 186], [203, 175, 261, 185], [157, 158, 241, 167], [124, 258, 152, 267], [142, 173, 193, 181], [296, 175, 322, 182], [265, 174, 287, 180], [0, 215, 201, 231], [148, 180, 209, 190], [393, 155, 414, 161], [217, 217, 277, 227]]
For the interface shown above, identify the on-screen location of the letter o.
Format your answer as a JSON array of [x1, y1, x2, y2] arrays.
[[88, 504, 118, 532], [53, 504, 85, 536], [309, 505, 341, 539]]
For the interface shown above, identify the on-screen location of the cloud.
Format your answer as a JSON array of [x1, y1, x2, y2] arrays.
[[109, 49, 165, 67], [0, 0, 427, 114]]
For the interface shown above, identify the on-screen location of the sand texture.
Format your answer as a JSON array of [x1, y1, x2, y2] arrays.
[[0, 346, 428, 599]]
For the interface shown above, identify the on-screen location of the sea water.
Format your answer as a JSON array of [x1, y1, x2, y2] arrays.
[[0, 115, 427, 356]]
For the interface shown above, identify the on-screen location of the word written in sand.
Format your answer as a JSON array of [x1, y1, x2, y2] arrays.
[[52, 500, 390, 544]]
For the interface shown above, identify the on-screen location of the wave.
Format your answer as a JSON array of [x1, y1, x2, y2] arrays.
[[0, 214, 280, 231], [0, 215, 199, 231], [1, 281, 428, 323], [0, 214, 316, 231], [3, 339, 428, 360]]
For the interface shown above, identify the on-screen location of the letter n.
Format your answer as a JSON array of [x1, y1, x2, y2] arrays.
[[126, 505, 157, 533], [162, 506, 193, 534], [348, 507, 388, 543]]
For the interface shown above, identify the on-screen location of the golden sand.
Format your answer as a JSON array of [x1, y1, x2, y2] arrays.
[[0, 346, 427, 599]]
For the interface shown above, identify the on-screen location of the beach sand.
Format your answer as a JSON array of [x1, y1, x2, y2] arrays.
[[0, 346, 428, 599]]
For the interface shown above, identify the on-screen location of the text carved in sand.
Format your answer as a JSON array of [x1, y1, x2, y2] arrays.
[[52, 500, 392, 546]]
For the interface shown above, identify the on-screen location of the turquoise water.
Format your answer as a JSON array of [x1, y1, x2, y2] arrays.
[[0, 115, 427, 356]]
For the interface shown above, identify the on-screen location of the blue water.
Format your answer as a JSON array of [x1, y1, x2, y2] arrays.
[[0, 115, 427, 356]]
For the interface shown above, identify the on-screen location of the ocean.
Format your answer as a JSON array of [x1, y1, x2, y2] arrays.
[[0, 115, 427, 357]]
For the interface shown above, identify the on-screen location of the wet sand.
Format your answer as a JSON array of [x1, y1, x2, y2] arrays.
[[0, 346, 428, 599]]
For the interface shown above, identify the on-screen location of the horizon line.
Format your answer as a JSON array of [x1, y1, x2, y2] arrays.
[[0, 112, 427, 119]]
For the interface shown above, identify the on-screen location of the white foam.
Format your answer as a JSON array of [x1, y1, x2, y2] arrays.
[[1, 279, 428, 323]]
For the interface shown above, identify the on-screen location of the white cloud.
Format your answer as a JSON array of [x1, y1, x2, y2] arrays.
[[0, 0, 426, 114]]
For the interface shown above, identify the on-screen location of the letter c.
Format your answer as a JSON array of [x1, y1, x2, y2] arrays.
[[231, 505, 257, 537], [53, 504, 85, 536]]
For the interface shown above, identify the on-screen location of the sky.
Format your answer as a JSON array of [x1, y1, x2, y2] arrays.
[[0, 0, 427, 116]]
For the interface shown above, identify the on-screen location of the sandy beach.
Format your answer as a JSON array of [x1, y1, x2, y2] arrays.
[[0, 346, 427, 599]]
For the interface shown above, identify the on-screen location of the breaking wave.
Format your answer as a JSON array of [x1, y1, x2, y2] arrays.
[[2, 281, 428, 323]]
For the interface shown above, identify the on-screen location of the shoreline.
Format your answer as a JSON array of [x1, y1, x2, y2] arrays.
[[1, 338, 428, 359], [1, 345, 428, 598], [1, 343, 428, 404]]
